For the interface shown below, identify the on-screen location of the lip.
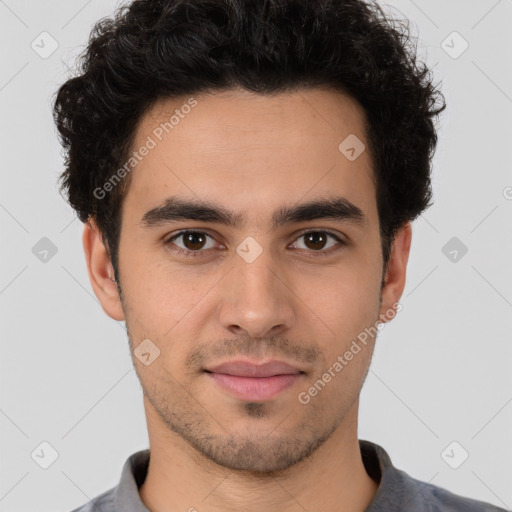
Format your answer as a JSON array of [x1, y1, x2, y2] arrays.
[[204, 359, 305, 401], [205, 359, 303, 377]]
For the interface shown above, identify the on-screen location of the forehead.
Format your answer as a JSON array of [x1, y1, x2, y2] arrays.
[[122, 87, 376, 225], [140, 86, 368, 150]]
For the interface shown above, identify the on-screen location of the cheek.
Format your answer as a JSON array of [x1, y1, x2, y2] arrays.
[[306, 286, 378, 404], [299, 262, 381, 372], [298, 336, 374, 414], [302, 257, 381, 321], [122, 263, 215, 367]]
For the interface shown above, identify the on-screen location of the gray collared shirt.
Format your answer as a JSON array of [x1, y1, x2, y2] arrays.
[[70, 440, 508, 511]]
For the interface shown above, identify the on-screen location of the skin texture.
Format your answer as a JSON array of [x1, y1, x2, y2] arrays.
[[83, 87, 412, 512]]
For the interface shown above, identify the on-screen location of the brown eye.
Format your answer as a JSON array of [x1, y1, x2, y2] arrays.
[[181, 232, 208, 250], [303, 232, 329, 250], [291, 231, 344, 253], [165, 231, 217, 256]]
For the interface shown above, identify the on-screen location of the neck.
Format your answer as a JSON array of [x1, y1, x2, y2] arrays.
[[139, 398, 379, 512]]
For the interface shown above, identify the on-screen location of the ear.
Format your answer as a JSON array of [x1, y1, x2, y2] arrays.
[[378, 222, 412, 323], [82, 219, 125, 321]]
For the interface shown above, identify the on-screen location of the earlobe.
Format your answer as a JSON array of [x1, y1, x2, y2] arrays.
[[378, 222, 412, 323], [82, 219, 125, 321]]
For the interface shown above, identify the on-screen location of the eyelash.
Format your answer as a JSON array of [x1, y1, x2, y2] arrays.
[[164, 229, 346, 259]]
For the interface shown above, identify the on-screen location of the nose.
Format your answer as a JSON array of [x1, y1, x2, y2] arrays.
[[216, 248, 296, 339]]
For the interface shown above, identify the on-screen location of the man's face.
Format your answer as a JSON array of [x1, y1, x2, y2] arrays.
[[90, 87, 407, 473]]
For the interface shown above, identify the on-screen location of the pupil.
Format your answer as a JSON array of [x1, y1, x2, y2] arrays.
[[185, 232, 205, 250], [306, 232, 326, 250]]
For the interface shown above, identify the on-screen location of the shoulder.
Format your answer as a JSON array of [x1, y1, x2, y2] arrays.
[[68, 486, 116, 512], [402, 472, 508, 511], [360, 440, 507, 512], [66, 448, 150, 512]]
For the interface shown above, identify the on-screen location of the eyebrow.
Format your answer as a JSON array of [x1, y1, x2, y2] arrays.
[[139, 195, 367, 230]]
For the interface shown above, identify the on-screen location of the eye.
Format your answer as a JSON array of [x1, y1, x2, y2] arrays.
[[164, 229, 346, 258], [165, 230, 220, 257], [290, 230, 346, 255]]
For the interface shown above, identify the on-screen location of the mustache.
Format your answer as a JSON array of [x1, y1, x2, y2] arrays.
[[185, 336, 321, 370]]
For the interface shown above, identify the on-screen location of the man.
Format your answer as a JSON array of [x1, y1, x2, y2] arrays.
[[53, 0, 507, 510]]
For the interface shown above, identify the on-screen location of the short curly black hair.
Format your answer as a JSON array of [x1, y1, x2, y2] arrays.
[[53, 0, 446, 283]]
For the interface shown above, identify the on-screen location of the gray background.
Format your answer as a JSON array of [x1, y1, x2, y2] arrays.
[[1, 0, 511, 511]]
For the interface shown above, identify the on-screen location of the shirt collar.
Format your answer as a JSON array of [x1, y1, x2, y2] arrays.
[[113, 440, 403, 511], [114, 448, 151, 511]]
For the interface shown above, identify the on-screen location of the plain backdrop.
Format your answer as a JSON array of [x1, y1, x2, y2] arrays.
[[0, 0, 511, 511]]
